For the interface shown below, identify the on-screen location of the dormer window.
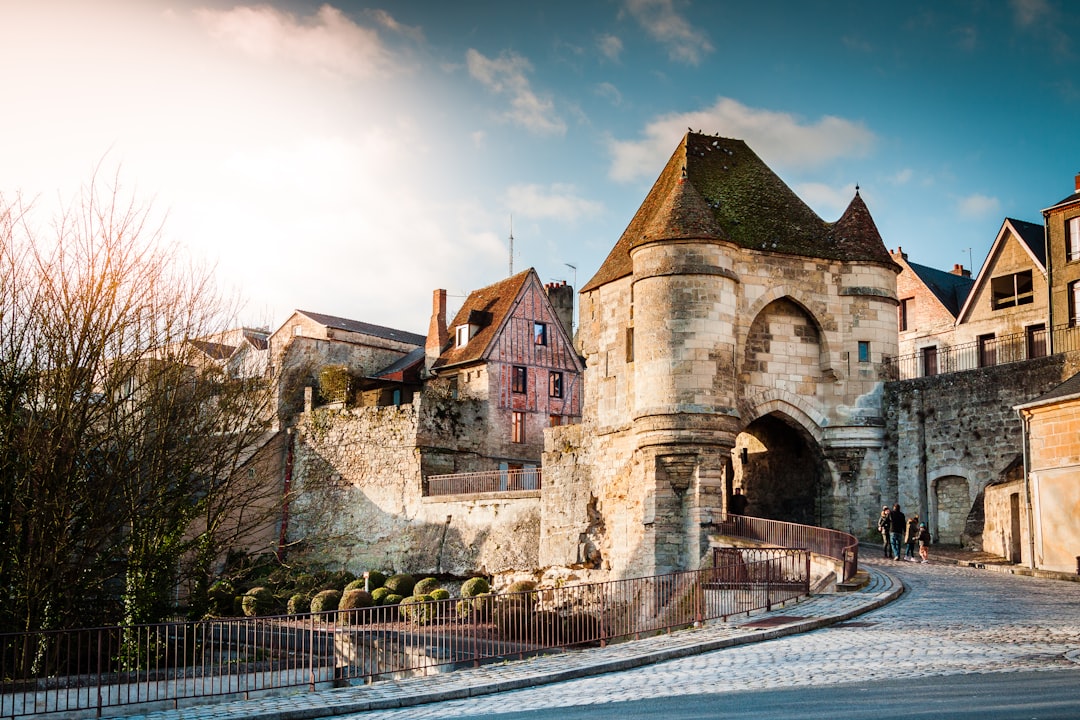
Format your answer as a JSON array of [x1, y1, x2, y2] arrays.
[[455, 324, 470, 348], [533, 321, 548, 346]]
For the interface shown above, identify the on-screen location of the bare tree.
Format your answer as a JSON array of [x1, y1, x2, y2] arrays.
[[0, 172, 279, 633]]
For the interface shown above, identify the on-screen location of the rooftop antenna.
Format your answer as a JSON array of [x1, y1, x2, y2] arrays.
[[964, 247, 972, 272], [508, 215, 514, 276], [565, 262, 578, 326]]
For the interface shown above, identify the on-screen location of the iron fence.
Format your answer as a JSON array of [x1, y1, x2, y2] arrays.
[[426, 468, 541, 496], [720, 513, 858, 582], [0, 550, 807, 718], [882, 323, 1080, 381]]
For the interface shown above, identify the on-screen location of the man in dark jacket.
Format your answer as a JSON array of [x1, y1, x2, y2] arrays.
[[888, 504, 906, 561]]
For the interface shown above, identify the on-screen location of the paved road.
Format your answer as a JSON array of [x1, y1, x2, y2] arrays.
[[331, 559, 1080, 719]]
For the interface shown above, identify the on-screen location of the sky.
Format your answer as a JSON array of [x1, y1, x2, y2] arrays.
[[4, 0, 1080, 334]]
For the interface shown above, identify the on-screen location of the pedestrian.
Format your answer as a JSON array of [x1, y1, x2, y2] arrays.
[[877, 506, 892, 558], [904, 514, 920, 561], [729, 487, 748, 515], [918, 522, 932, 563], [888, 504, 906, 561]]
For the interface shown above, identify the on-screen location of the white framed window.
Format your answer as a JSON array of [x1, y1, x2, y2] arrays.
[[1068, 217, 1080, 262], [455, 324, 469, 348]]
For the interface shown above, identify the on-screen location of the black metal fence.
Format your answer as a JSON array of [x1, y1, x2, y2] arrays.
[[0, 549, 808, 718]]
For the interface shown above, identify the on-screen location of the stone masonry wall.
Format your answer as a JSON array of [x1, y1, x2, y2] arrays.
[[884, 351, 1080, 548], [286, 396, 540, 578]]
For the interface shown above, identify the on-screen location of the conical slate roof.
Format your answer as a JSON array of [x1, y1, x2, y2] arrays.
[[583, 132, 895, 292]]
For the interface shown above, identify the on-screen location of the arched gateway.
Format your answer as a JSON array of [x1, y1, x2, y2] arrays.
[[540, 132, 899, 579]]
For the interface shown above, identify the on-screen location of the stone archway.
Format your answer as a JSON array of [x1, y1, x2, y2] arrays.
[[732, 413, 828, 526]]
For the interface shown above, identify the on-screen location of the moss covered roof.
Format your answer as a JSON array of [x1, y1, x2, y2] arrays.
[[582, 132, 895, 293]]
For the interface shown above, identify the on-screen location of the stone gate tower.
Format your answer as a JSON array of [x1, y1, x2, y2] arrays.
[[540, 132, 900, 578]]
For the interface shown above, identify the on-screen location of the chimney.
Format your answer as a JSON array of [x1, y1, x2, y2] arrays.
[[425, 289, 448, 373], [891, 246, 908, 261], [1075, 173, 1080, 193], [545, 281, 575, 342], [950, 263, 971, 278]]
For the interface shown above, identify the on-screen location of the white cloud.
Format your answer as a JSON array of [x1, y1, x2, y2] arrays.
[[195, 4, 399, 79], [622, 0, 713, 65], [956, 193, 1000, 219], [1011, 0, 1051, 28], [466, 49, 566, 136], [891, 168, 914, 185], [795, 182, 858, 220], [598, 33, 623, 62], [608, 97, 876, 182], [595, 82, 623, 106], [504, 183, 603, 222]]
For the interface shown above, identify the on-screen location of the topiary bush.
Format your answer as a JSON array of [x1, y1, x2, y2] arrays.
[[365, 570, 387, 590], [504, 580, 538, 595], [471, 592, 495, 622], [340, 589, 373, 610], [430, 588, 450, 601], [310, 589, 341, 615], [460, 577, 490, 598], [383, 574, 415, 597], [383, 593, 404, 606], [344, 579, 366, 593], [207, 579, 235, 616], [398, 595, 435, 624], [455, 598, 473, 619], [371, 587, 392, 605], [493, 594, 535, 641], [241, 587, 275, 617], [287, 593, 312, 615], [413, 577, 440, 596]]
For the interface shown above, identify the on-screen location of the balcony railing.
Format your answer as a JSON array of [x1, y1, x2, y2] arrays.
[[883, 323, 1080, 381], [720, 513, 859, 582], [426, 468, 541, 497]]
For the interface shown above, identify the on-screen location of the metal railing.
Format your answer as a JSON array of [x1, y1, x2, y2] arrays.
[[720, 513, 859, 582], [426, 468, 541, 496], [0, 550, 807, 718], [883, 323, 1080, 381]]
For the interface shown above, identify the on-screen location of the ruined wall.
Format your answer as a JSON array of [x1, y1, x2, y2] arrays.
[[286, 397, 539, 577], [884, 352, 1080, 548]]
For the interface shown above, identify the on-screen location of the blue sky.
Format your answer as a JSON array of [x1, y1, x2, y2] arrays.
[[3, 0, 1079, 333]]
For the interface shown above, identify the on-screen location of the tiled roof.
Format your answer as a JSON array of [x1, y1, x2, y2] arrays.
[[1006, 217, 1046, 267], [1043, 190, 1080, 212], [431, 269, 533, 370], [906, 260, 974, 317], [583, 132, 894, 292], [189, 340, 236, 361], [296, 310, 425, 346], [370, 347, 425, 382]]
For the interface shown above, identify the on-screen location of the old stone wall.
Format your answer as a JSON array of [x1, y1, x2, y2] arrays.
[[285, 396, 540, 578], [884, 351, 1080, 548]]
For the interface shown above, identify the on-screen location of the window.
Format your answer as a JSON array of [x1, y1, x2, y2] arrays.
[[549, 414, 564, 427], [512, 366, 527, 393], [455, 325, 470, 348], [625, 327, 634, 362], [857, 341, 870, 363], [448, 375, 459, 399], [991, 271, 1034, 310], [533, 321, 548, 346], [293, 325, 303, 336], [392, 388, 402, 406], [1068, 217, 1080, 262], [549, 371, 563, 398], [1070, 281, 1080, 326], [921, 345, 938, 377], [978, 334, 996, 368], [512, 411, 525, 443], [1026, 324, 1047, 359], [899, 298, 913, 331]]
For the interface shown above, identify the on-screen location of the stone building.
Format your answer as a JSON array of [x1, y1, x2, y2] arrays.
[[541, 131, 900, 579]]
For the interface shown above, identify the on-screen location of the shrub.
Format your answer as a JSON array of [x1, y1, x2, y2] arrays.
[[366, 570, 387, 590], [286, 593, 312, 615], [383, 594, 404, 606], [232, 596, 244, 616], [340, 589, 373, 610], [504, 580, 537, 595], [344, 579, 366, 593], [383, 574, 415, 597], [371, 587, 392, 605], [398, 595, 435, 624], [310, 589, 341, 614], [430, 588, 450, 601], [471, 592, 495, 622], [293, 573, 319, 592], [455, 599, 473, 619], [207, 580, 235, 616], [319, 364, 353, 404], [413, 577, 440, 596], [327, 570, 357, 590], [460, 577, 490, 598], [493, 594, 535, 641], [241, 587, 275, 617]]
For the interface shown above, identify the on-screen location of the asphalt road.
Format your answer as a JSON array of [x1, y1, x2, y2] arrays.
[[333, 558, 1080, 720]]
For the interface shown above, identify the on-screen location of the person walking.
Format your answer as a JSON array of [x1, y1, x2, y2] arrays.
[[888, 504, 906, 562], [904, 514, 920, 561], [918, 522, 932, 563], [877, 506, 892, 558]]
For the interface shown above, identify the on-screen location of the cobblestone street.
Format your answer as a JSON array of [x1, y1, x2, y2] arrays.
[[339, 559, 1080, 719]]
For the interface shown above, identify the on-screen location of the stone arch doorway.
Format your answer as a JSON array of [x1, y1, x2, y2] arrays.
[[731, 413, 827, 526], [933, 475, 970, 544]]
